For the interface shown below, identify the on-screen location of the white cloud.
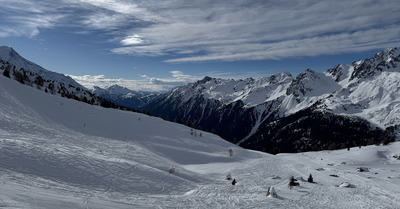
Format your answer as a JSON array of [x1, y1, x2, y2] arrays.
[[120, 34, 143, 45], [1, 0, 399, 61], [112, 0, 400, 62]]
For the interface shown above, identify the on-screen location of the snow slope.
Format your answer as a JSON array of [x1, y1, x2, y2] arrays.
[[1, 75, 400, 208], [0, 46, 83, 88]]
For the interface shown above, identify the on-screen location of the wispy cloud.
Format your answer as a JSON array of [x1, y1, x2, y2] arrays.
[[1, 0, 399, 61], [110, 0, 400, 62], [68, 70, 200, 92]]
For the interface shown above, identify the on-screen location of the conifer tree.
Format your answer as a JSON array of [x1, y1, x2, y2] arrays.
[[308, 173, 314, 183], [2, 67, 10, 78]]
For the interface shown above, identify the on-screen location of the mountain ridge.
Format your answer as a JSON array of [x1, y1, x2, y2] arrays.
[[92, 84, 160, 110], [143, 47, 400, 153], [0, 46, 83, 88]]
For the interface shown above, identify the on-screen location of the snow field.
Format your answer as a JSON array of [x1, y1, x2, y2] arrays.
[[1, 75, 400, 208]]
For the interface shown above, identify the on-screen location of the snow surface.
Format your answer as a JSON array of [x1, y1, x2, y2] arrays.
[[1, 75, 400, 208]]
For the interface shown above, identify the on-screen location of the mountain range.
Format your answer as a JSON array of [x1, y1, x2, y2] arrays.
[[2, 60, 400, 208], [92, 85, 159, 110], [143, 48, 400, 153], [1, 46, 399, 153]]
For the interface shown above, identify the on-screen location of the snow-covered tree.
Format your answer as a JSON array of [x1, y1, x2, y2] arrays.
[[266, 186, 277, 197]]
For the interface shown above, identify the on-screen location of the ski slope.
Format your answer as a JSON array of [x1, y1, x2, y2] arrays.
[[0, 75, 400, 208]]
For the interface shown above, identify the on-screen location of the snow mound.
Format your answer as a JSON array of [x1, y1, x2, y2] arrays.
[[338, 182, 351, 188]]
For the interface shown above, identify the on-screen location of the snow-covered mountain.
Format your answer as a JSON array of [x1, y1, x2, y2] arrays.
[[144, 47, 400, 153], [92, 85, 160, 110], [0, 46, 118, 109], [0, 46, 82, 88], [1, 65, 400, 208]]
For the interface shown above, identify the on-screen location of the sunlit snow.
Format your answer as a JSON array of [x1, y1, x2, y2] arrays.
[[0, 75, 400, 208]]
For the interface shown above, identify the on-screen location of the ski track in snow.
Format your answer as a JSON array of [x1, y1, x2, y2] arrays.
[[1, 75, 400, 208]]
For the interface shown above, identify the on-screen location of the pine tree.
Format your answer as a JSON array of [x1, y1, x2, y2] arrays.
[[231, 179, 236, 185], [13, 71, 24, 84], [289, 176, 299, 188], [308, 173, 314, 183], [2, 67, 10, 78]]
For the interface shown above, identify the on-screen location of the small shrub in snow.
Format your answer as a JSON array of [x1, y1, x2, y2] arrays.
[[231, 179, 237, 185], [307, 174, 314, 183], [229, 148, 233, 157], [226, 174, 232, 180], [357, 167, 368, 172], [289, 176, 299, 188], [382, 138, 391, 145], [169, 167, 175, 174]]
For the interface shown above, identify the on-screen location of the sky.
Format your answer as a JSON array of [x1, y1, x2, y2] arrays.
[[0, 0, 399, 92]]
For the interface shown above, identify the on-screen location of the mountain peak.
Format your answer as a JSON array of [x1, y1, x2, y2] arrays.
[[105, 84, 134, 95], [0, 46, 83, 88], [350, 47, 400, 80], [0, 46, 17, 60]]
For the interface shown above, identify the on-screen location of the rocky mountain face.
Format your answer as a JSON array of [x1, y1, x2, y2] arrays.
[[0, 46, 115, 108], [92, 85, 159, 110], [143, 48, 400, 153], [0, 46, 83, 88]]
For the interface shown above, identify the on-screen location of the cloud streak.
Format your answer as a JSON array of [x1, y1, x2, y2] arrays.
[[1, 0, 399, 61]]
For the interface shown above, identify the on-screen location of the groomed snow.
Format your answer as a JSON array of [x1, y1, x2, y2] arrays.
[[1, 75, 400, 208]]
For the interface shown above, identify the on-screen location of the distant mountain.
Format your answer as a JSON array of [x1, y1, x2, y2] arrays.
[[143, 47, 400, 153], [92, 85, 160, 110]]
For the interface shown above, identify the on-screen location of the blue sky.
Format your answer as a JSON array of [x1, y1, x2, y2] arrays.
[[1, 0, 399, 91]]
